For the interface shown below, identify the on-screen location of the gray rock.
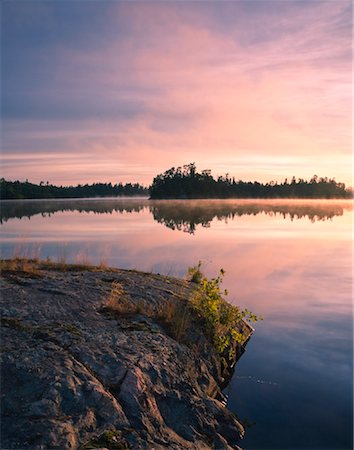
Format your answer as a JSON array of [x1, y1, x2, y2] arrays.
[[1, 265, 252, 449]]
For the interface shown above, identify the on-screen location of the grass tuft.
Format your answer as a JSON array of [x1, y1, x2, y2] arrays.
[[104, 281, 140, 315], [0, 258, 115, 275], [0, 258, 42, 277], [187, 260, 203, 284], [103, 280, 191, 341], [156, 299, 191, 342]]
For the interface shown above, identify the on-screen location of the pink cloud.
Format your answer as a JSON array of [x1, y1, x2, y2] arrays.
[[2, 1, 352, 186]]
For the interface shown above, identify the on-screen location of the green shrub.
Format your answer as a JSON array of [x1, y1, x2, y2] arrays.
[[190, 266, 262, 360]]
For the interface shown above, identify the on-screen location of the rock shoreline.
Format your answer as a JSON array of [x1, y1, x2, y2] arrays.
[[0, 262, 252, 449]]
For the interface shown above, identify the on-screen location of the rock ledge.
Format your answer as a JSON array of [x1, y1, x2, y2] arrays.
[[1, 263, 252, 449]]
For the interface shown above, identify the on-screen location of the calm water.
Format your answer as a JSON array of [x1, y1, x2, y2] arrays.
[[1, 198, 353, 449]]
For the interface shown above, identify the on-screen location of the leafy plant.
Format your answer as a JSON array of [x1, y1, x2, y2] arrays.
[[189, 265, 262, 360]]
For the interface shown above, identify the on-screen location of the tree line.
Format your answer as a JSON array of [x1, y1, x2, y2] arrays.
[[0, 179, 149, 200], [1, 164, 352, 199], [150, 163, 352, 199]]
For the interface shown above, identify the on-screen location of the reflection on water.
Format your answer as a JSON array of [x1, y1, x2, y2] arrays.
[[149, 199, 350, 233], [0, 198, 149, 224], [0, 198, 352, 449], [1, 199, 352, 233]]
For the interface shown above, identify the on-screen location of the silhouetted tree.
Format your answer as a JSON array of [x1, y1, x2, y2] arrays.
[[149, 164, 352, 199]]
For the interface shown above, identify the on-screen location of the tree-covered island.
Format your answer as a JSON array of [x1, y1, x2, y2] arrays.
[[1, 163, 352, 199], [150, 163, 352, 199]]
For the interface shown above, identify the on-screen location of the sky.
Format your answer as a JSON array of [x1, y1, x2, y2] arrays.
[[1, 0, 352, 187]]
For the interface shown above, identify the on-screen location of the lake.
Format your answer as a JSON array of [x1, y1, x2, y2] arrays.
[[1, 198, 353, 449]]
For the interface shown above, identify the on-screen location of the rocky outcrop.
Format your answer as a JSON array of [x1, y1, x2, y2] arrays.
[[0, 264, 252, 449]]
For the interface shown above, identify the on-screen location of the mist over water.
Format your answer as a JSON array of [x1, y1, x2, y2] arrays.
[[1, 197, 350, 225], [1, 198, 352, 449]]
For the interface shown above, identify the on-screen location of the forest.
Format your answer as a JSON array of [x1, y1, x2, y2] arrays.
[[1, 164, 352, 200], [149, 163, 353, 199], [0, 179, 148, 200]]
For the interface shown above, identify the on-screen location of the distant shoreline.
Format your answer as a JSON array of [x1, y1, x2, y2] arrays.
[[2, 195, 353, 201], [1, 167, 353, 200]]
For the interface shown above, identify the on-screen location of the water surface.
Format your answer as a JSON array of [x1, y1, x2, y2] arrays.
[[1, 198, 352, 449]]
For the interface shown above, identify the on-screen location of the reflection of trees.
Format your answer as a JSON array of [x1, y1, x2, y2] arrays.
[[1, 199, 352, 232], [0, 199, 150, 223], [150, 200, 351, 234]]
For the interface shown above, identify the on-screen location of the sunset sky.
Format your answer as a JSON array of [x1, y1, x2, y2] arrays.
[[2, 0, 352, 187]]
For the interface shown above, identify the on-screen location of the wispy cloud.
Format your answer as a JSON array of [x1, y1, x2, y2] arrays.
[[1, 0, 352, 185]]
